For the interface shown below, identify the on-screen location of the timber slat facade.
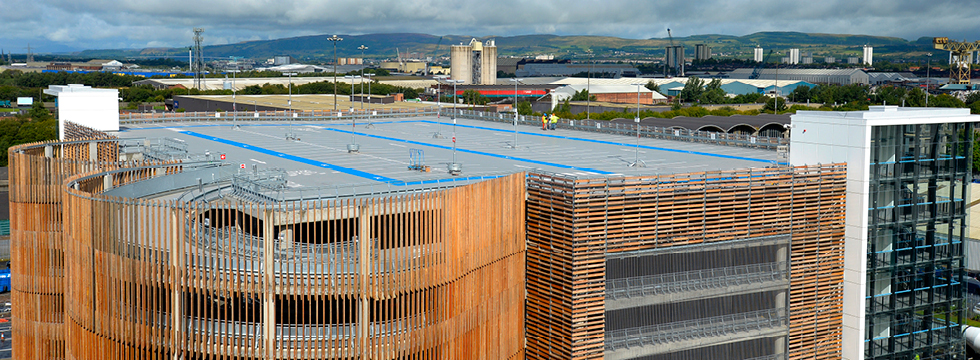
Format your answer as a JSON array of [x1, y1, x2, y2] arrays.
[[525, 165, 847, 360], [11, 135, 526, 360]]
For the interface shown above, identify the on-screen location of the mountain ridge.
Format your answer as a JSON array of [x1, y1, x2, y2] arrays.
[[72, 31, 938, 62]]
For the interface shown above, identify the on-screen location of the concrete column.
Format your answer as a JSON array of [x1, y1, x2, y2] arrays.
[[88, 141, 98, 161], [103, 174, 113, 191], [263, 209, 276, 359], [358, 202, 372, 358]]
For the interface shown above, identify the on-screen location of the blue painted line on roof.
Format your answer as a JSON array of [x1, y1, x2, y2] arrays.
[[177, 130, 402, 183], [176, 131, 520, 186], [401, 175, 507, 186], [416, 120, 780, 164], [321, 127, 616, 175], [122, 120, 406, 131], [125, 119, 779, 164]]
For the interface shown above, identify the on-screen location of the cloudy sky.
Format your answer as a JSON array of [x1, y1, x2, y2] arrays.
[[3, 0, 979, 54]]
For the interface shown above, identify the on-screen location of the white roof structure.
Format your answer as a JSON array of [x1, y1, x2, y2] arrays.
[[552, 84, 667, 102], [43, 84, 119, 139], [133, 77, 438, 92], [257, 63, 330, 74]]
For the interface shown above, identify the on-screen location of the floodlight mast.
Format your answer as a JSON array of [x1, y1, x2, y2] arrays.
[[327, 35, 343, 112], [440, 78, 464, 174], [358, 45, 368, 110], [344, 75, 361, 150], [509, 78, 523, 149], [630, 83, 646, 167]]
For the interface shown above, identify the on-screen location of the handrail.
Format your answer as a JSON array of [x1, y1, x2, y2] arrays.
[[606, 261, 789, 300], [118, 107, 785, 150], [451, 108, 787, 150], [604, 308, 787, 351]]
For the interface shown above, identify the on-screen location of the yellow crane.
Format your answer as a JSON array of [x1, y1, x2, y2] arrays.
[[933, 37, 980, 85]]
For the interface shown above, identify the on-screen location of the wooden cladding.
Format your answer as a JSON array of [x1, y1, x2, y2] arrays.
[[9, 139, 122, 360], [11, 137, 526, 360], [524, 165, 847, 360]]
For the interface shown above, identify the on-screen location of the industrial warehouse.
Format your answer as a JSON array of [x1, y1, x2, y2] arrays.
[[9, 92, 980, 360]]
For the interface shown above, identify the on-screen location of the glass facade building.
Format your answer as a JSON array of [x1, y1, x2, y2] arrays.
[[789, 106, 979, 360], [866, 123, 973, 359]]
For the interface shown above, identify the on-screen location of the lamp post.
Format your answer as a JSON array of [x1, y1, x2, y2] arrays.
[[345, 75, 361, 153], [327, 35, 343, 112], [433, 75, 448, 118], [509, 78, 523, 148], [364, 73, 374, 125], [630, 83, 646, 167], [358, 45, 368, 109], [926, 53, 932, 107], [586, 49, 594, 119], [283, 72, 298, 139], [232, 58, 238, 129], [442, 79, 464, 174], [344, 75, 360, 112]]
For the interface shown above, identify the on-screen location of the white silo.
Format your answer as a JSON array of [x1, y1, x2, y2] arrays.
[[863, 45, 873, 66], [754, 47, 764, 62]]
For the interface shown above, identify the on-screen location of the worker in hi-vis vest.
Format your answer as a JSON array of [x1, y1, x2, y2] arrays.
[[541, 113, 548, 130], [549, 114, 558, 130]]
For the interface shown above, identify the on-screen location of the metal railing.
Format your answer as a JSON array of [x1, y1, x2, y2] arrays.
[[604, 308, 788, 351], [606, 262, 789, 300], [119, 107, 438, 125], [186, 316, 263, 348], [185, 220, 442, 277], [451, 109, 787, 150], [119, 108, 784, 150]]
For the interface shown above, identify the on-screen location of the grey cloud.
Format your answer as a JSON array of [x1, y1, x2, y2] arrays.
[[5, 0, 980, 53]]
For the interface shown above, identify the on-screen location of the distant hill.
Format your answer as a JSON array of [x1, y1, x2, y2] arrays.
[[73, 31, 939, 63]]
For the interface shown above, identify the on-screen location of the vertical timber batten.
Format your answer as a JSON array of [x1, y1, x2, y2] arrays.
[[11, 133, 525, 360]]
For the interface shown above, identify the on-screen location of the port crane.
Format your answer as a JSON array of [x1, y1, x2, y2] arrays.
[[665, 29, 684, 77], [933, 37, 980, 85], [749, 49, 775, 79]]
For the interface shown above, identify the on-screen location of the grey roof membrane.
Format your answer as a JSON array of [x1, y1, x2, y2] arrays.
[[119, 116, 779, 193]]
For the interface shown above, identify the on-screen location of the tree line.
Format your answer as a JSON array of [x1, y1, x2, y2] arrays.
[[0, 101, 57, 166], [0, 69, 418, 108]]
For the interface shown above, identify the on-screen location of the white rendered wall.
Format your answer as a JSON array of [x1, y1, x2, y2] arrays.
[[790, 106, 978, 360], [53, 88, 119, 139]]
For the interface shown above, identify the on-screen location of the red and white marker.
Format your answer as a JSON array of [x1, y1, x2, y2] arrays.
[[240, 163, 246, 169], [220, 154, 226, 160]]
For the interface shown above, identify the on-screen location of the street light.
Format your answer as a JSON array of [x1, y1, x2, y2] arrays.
[[328, 35, 343, 112], [433, 75, 448, 118], [630, 83, 646, 167], [509, 78, 523, 149], [283, 72, 297, 139], [231, 57, 239, 129], [363, 73, 374, 105], [358, 45, 368, 109], [344, 75, 361, 112], [586, 49, 594, 120], [440, 78, 464, 174], [344, 75, 362, 153], [926, 53, 933, 107]]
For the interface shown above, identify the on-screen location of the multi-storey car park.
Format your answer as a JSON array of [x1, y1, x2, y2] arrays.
[[8, 101, 976, 360]]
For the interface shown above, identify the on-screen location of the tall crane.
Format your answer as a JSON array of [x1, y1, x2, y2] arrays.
[[933, 37, 980, 85], [665, 29, 684, 77], [426, 36, 444, 76], [749, 49, 775, 79]]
